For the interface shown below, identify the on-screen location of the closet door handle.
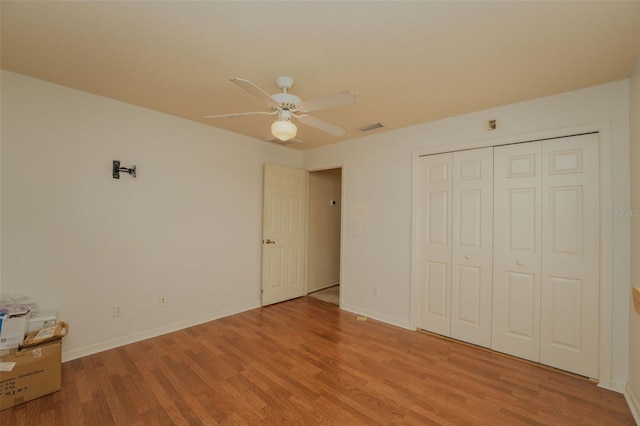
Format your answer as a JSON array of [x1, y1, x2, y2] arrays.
[[263, 239, 276, 245], [516, 259, 524, 266], [465, 255, 472, 260]]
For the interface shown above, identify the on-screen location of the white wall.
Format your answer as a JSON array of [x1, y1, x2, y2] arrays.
[[0, 71, 301, 360], [308, 168, 341, 292], [628, 57, 640, 422], [302, 80, 631, 388]]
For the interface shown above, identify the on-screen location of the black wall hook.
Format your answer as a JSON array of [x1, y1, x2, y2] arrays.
[[113, 160, 136, 179]]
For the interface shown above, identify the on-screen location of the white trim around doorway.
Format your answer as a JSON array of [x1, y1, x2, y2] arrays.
[[305, 161, 346, 308]]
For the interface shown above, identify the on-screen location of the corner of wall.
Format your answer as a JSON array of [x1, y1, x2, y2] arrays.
[[628, 54, 640, 419], [0, 73, 3, 291], [625, 383, 640, 425]]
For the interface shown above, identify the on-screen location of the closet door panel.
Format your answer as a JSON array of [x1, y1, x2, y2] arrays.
[[418, 153, 453, 335], [540, 134, 599, 378], [492, 143, 542, 362], [451, 148, 493, 347], [505, 271, 537, 339]]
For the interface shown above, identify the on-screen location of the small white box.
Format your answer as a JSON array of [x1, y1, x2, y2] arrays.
[[27, 310, 59, 333], [0, 309, 31, 350]]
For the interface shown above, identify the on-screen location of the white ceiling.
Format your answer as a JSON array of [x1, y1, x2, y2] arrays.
[[2, 1, 639, 150]]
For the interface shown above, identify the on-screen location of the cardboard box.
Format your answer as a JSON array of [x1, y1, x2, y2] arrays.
[[0, 309, 31, 350], [0, 340, 61, 410], [633, 287, 640, 315], [27, 310, 58, 333]]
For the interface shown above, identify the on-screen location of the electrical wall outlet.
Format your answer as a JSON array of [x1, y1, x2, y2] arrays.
[[113, 304, 123, 317], [372, 287, 378, 297], [159, 296, 167, 308]]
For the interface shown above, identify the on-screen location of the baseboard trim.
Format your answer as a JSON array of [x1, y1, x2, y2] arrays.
[[626, 383, 640, 425], [61, 302, 261, 362], [340, 303, 411, 330], [600, 378, 628, 394]]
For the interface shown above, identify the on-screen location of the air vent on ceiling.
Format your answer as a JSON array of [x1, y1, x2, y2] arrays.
[[357, 122, 384, 132]]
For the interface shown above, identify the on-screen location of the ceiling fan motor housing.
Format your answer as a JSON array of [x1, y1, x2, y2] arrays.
[[271, 93, 301, 111]]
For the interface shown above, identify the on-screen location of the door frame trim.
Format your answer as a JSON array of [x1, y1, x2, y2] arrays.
[[410, 122, 614, 389], [305, 161, 345, 307]]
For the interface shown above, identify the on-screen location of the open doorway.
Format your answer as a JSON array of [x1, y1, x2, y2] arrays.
[[307, 168, 342, 306]]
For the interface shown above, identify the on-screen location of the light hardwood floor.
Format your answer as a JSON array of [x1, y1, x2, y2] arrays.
[[2, 297, 634, 425]]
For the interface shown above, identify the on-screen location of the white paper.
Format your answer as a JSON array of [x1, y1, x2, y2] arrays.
[[34, 327, 55, 341], [0, 361, 16, 371]]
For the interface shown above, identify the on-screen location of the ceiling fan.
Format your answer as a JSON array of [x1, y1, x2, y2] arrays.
[[204, 76, 356, 142]]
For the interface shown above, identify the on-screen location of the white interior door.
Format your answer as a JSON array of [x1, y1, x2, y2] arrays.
[[417, 153, 452, 335], [451, 148, 493, 348], [492, 142, 542, 362], [540, 134, 599, 378], [261, 164, 307, 306]]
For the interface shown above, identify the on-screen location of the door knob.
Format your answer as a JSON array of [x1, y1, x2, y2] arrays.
[[465, 255, 472, 260], [516, 259, 524, 266], [263, 239, 276, 244]]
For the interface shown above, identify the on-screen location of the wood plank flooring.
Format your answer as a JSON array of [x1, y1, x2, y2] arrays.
[[2, 297, 634, 425]]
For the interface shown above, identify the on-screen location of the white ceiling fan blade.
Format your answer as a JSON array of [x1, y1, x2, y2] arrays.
[[230, 78, 279, 107], [297, 115, 346, 137], [297, 91, 356, 113], [204, 111, 276, 119]]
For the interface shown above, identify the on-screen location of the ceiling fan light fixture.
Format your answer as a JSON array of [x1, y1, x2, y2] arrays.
[[271, 118, 297, 141], [205, 76, 355, 144]]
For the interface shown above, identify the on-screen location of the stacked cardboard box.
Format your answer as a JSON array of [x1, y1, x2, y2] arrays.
[[0, 340, 62, 410]]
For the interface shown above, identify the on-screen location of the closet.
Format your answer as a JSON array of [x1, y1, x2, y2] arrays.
[[417, 133, 600, 378]]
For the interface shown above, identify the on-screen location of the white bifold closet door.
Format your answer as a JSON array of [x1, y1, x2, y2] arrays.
[[492, 142, 543, 361], [492, 134, 599, 378], [418, 147, 494, 348], [540, 135, 600, 378], [418, 152, 453, 336], [451, 148, 494, 347]]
